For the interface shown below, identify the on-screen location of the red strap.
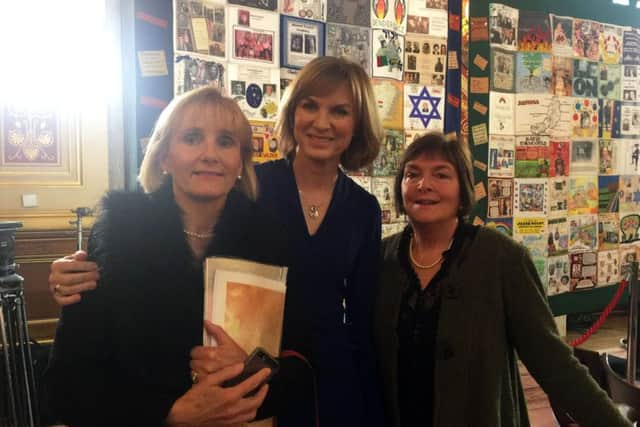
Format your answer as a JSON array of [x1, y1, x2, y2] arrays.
[[569, 279, 629, 347], [280, 349, 310, 362], [272, 350, 320, 427]]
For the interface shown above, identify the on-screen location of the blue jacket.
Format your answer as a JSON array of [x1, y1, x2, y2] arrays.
[[256, 159, 385, 427]]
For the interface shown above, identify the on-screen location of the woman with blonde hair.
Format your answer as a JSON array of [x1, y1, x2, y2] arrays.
[[247, 56, 385, 426], [48, 57, 385, 426], [45, 87, 312, 426]]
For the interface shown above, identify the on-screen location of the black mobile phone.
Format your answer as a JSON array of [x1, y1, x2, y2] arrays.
[[222, 347, 279, 396]]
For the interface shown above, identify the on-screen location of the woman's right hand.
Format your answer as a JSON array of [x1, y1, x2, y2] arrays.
[[49, 251, 100, 306], [166, 363, 270, 426]]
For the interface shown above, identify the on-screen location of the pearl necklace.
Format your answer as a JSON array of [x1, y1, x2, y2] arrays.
[[183, 229, 215, 239], [409, 236, 454, 269]]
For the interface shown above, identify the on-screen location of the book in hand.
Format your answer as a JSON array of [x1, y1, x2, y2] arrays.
[[203, 257, 288, 356]]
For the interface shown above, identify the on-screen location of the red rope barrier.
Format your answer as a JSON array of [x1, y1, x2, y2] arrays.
[[569, 279, 629, 348]]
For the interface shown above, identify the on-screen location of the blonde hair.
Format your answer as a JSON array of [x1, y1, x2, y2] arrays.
[[138, 87, 257, 200], [275, 57, 383, 171]]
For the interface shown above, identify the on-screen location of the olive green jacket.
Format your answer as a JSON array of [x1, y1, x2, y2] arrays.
[[375, 225, 631, 427]]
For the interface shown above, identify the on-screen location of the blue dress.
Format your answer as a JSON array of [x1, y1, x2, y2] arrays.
[[256, 159, 384, 427]]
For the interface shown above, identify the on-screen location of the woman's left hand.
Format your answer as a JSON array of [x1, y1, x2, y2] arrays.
[[191, 321, 248, 376], [166, 363, 270, 426]]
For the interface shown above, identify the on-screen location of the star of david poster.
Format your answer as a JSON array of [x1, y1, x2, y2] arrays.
[[403, 84, 444, 130]]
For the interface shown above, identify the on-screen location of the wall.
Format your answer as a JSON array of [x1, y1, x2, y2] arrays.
[[468, 0, 640, 314], [471, 0, 640, 26], [0, 0, 128, 340]]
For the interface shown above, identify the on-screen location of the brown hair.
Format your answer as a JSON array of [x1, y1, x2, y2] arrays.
[[138, 87, 257, 200], [275, 56, 383, 171], [394, 132, 475, 218]]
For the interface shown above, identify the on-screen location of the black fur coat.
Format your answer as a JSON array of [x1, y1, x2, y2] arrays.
[[45, 183, 313, 426]]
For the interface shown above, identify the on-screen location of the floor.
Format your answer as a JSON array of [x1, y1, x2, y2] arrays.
[[524, 312, 629, 427]]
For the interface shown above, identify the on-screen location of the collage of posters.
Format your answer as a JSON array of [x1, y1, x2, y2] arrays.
[[172, 0, 450, 238], [486, 3, 640, 295]]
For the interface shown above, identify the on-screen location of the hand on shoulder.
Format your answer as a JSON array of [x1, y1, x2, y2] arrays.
[[49, 250, 99, 306]]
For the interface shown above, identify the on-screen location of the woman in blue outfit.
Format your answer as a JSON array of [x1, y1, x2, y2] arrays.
[[254, 56, 385, 426], [47, 57, 385, 426]]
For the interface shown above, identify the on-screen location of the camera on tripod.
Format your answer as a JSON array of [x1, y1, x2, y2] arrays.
[[0, 221, 39, 427], [0, 221, 21, 279]]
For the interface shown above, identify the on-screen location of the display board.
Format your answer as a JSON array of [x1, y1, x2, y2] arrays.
[[469, 0, 640, 313], [170, 0, 458, 237]]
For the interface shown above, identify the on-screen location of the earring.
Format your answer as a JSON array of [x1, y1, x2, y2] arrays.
[[237, 175, 242, 180], [162, 170, 168, 175]]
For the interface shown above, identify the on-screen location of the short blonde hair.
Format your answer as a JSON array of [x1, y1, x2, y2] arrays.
[[138, 87, 257, 200], [275, 57, 383, 171]]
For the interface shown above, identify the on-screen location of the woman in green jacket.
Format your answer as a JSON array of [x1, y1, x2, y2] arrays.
[[374, 132, 631, 427]]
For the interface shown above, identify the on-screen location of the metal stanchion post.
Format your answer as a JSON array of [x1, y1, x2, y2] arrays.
[[70, 207, 93, 251], [627, 261, 639, 384]]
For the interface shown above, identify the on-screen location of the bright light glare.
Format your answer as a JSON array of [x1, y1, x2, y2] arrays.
[[0, 0, 119, 111]]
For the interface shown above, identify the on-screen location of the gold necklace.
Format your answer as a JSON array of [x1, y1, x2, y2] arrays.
[[296, 174, 338, 220], [307, 204, 321, 219], [409, 236, 454, 269], [298, 190, 321, 219]]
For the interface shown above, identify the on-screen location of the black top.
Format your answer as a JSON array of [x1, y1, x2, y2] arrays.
[[45, 183, 314, 427], [255, 159, 385, 427], [396, 222, 476, 427]]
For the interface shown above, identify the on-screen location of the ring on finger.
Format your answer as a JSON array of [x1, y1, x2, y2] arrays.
[[191, 370, 199, 384], [54, 284, 62, 294]]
